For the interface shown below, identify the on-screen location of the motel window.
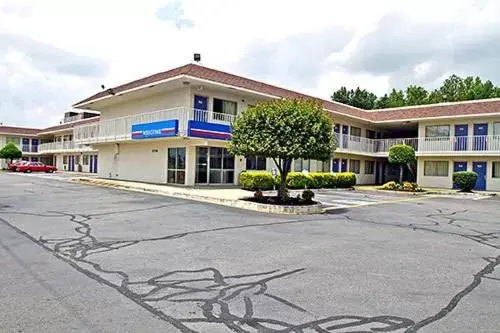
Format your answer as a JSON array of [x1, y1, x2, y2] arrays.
[[213, 98, 237, 116], [366, 130, 376, 139], [294, 158, 310, 172], [350, 127, 362, 137], [349, 159, 361, 174], [82, 155, 89, 166], [364, 160, 375, 174], [493, 162, 500, 178], [168, 148, 186, 184], [246, 156, 267, 170], [63, 155, 68, 164], [425, 125, 450, 138], [6, 137, 21, 146], [424, 161, 449, 177], [494, 122, 500, 135]]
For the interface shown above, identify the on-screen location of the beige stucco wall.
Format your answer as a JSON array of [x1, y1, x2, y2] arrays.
[[417, 156, 500, 191], [332, 153, 377, 185]]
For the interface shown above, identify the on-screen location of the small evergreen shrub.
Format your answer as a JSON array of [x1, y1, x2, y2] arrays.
[[453, 171, 478, 192], [239, 171, 275, 190], [286, 172, 312, 189], [336, 172, 356, 188], [322, 173, 337, 188], [381, 181, 398, 190], [302, 189, 315, 202]]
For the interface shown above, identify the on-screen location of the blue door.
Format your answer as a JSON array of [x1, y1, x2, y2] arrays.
[[89, 155, 93, 173], [93, 155, 98, 174], [194, 95, 208, 121], [473, 123, 488, 151], [454, 124, 468, 151], [472, 161, 487, 191], [342, 125, 349, 148], [341, 159, 348, 172], [332, 159, 339, 172], [453, 161, 467, 189], [69, 156, 74, 171]]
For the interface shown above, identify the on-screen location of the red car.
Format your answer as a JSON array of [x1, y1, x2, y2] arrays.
[[16, 162, 57, 173], [8, 160, 29, 171]]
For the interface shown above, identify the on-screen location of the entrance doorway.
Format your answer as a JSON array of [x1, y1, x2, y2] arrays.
[[195, 147, 235, 184]]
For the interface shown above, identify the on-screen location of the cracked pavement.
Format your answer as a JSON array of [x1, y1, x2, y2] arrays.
[[0, 174, 499, 332]]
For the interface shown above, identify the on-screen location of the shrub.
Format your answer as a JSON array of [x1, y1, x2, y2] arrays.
[[322, 173, 337, 188], [336, 172, 356, 188], [381, 181, 398, 190], [309, 173, 327, 188], [453, 171, 478, 192], [402, 182, 420, 192], [302, 189, 315, 202], [239, 171, 275, 190], [286, 172, 312, 189]]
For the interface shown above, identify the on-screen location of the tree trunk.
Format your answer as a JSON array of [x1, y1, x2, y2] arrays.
[[277, 158, 292, 202], [399, 165, 404, 183]]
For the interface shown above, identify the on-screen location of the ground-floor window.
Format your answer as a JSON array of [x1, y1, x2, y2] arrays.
[[294, 158, 310, 172], [82, 155, 89, 165], [424, 161, 449, 176], [167, 148, 186, 184], [63, 155, 68, 164], [320, 160, 331, 172], [195, 147, 234, 184], [349, 159, 360, 174], [246, 156, 266, 170], [364, 160, 374, 174], [493, 162, 500, 178], [31, 157, 39, 162]]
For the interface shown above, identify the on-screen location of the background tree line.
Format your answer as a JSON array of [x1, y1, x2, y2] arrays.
[[331, 74, 500, 110]]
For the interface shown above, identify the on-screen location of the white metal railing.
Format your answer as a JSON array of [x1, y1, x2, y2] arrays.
[[418, 135, 500, 153], [38, 141, 94, 153], [74, 107, 236, 144], [335, 134, 418, 154]]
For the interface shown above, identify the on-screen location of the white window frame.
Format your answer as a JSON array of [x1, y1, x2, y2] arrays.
[[349, 159, 361, 174], [424, 161, 449, 177]]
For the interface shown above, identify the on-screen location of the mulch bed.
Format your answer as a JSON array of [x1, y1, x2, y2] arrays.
[[242, 196, 317, 206]]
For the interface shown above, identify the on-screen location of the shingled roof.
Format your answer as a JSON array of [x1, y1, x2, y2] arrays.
[[0, 126, 40, 135], [38, 116, 100, 134], [73, 63, 500, 122]]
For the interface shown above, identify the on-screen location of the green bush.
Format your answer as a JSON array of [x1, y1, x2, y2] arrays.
[[381, 181, 398, 190], [336, 172, 356, 188], [286, 172, 312, 189], [453, 171, 478, 192], [322, 173, 337, 188], [239, 171, 275, 190], [309, 173, 326, 188]]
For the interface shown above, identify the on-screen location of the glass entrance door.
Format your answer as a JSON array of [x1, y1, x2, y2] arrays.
[[195, 147, 234, 184]]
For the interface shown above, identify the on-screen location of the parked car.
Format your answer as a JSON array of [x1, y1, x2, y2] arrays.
[[8, 160, 29, 171], [16, 162, 57, 173]]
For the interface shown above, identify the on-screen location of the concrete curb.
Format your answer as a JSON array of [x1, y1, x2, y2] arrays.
[[72, 178, 324, 214]]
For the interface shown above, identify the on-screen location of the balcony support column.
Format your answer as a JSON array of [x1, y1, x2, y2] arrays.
[[184, 145, 196, 186]]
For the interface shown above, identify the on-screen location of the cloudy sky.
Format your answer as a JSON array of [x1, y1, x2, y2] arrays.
[[1, 0, 499, 127]]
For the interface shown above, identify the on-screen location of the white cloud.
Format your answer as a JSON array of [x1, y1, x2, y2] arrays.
[[0, 0, 499, 127]]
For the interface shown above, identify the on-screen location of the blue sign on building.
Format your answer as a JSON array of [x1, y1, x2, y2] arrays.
[[187, 121, 231, 140], [131, 120, 178, 139]]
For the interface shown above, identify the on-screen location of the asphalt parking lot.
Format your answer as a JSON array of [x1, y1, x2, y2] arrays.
[[0, 173, 499, 333]]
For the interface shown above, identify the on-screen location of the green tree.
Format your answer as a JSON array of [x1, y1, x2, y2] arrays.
[[375, 94, 390, 109], [229, 99, 336, 201], [0, 142, 22, 162], [387, 89, 406, 108], [331, 86, 352, 105], [427, 89, 443, 104], [440, 74, 463, 102], [388, 144, 416, 183], [405, 85, 428, 106]]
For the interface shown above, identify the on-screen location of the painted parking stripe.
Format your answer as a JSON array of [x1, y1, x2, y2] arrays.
[[322, 196, 431, 211]]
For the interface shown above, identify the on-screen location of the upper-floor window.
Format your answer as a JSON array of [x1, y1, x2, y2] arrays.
[[213, 98, 237, 116], [494, 122, 500, 135], [350, 127, 361, 137], [246, 156, 267, 170], [6, 137, 21, 145], [366, 130, 376, 139], [425, 125, 450, 138]]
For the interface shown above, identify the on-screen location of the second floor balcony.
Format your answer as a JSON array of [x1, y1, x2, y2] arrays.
[[38, 141, 96, 154], [74, 107, 235, 144]]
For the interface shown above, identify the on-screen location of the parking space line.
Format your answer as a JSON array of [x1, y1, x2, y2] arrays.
[[322, 196, 432, 211]]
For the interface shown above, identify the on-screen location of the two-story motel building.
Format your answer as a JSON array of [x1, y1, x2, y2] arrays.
[[64, 63, 500, 191]]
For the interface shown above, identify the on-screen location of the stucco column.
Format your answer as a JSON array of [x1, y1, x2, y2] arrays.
[[185, 145, 196, 186], [234, 155, 245, 185]]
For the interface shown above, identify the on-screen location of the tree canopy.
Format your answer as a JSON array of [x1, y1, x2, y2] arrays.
[[331, 74, 500, 110], [0, 142, 22, 161], [388, 144, 416, 183], [229, 99, 336, 200]]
